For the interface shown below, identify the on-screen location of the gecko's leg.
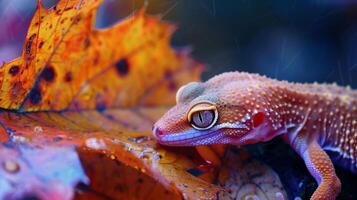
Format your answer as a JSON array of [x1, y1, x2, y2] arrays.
[[196, 145, 226, 165], [301, 141, 341, 200], [195, 145, 227, 183]]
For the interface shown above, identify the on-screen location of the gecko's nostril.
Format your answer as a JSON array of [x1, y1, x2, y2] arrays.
[[153, 126, 165, 138]]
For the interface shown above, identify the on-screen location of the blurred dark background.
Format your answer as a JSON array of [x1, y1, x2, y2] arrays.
[[0, 0, 356, 87]]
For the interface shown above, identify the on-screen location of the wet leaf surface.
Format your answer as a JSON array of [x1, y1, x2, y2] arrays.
[[0, 144, 87, 200]]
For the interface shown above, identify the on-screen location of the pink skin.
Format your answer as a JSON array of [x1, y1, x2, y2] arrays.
[[153, 72, 357, 200]]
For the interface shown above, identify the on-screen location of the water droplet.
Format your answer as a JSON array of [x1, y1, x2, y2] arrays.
[[198, 187, 208, 192], [128, 136, 149, 144], [2, 160, 20, 173], [33, 126, 43, 133], [139, 153, 150, 160], [124, 144, 133, 152], [133, 146, 143, 152], [85, 138, 107, 150], [12, 135, 29, 143]]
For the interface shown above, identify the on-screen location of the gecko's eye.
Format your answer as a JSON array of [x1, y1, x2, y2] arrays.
[[191, 110, 215, 129], [188, 102, 218, 130]]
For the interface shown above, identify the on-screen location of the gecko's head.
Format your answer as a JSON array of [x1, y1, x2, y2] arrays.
[[153, 75, 273, 146]]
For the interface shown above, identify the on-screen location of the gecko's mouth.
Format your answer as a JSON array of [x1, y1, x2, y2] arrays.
[[153, 123, 249, 146], [156, 129, 217, 146]]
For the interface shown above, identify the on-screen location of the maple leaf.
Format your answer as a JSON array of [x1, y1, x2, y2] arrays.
[[0, 0, 287, 199]]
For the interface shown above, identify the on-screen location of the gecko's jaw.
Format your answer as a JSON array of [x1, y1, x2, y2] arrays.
[[153, 122, 250, 146], [153, 126, 215, 146]]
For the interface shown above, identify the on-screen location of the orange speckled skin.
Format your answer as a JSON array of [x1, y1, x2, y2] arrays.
[[153, 72, 357, 200]]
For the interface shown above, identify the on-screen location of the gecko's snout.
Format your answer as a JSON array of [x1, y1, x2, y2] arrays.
[[152, 126, 165, 140]]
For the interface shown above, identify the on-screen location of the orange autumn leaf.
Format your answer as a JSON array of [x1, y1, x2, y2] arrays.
[[0, 0, 201, 111], [0, 0, 287, 199]]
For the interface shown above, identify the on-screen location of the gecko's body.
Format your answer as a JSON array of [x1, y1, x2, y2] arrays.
[[153, 72, 357, 200]]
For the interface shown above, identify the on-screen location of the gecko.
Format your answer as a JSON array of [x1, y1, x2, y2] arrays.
[[152, 71, 357, 200]]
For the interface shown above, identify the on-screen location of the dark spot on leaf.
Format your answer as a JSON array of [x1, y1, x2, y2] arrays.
[[164, 70, 173, 79], [165, 70, 177, 90], [25, 34, 36, 56], [115, 58, 129, 76], [9, 66, 20, 76], [84, 37, 90, 49], [93, 53, 100, 65], [168, 81, 177, 91], [49, 24, 53, 29], [73, 15, 82, 24], [64, 72, 72, 82], [29, 87, 42, 104], [186, 168, 203, 177], [11, 82, 25, 99], [56, 9, 62, 15], [40, 66, 55, 82], [38, 41, 44, 49], [96, 103, 106, 112], [64, 7, 72, 11]]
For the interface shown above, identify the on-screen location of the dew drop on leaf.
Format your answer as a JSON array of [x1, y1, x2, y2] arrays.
[[2, 160, 20, 173], [85, 138, 107, 150], [128, 136, 149, 144], [33, 126, 43, 133], [12, 135, 29, 144]]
